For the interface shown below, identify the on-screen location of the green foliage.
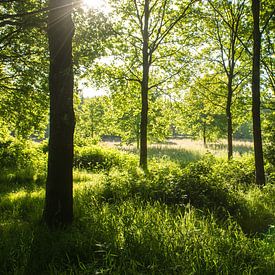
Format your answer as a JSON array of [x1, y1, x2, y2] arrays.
[[0, 137, 46, 184], [90, 158, 182, 205], [0, 141, 275, 273], [74, 145, 138, 171], [263, 107, 275, 182], [0, 1, 49, 138], [84, 149, 274, 235], [74, 96, 118, 146], [234, 122, 253, 140], [264, 109, 275, 165], [173, 155, 274, 234]]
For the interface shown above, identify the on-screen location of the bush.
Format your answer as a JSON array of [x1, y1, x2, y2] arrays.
[[74, 145, 137, 171], [87, 153, 274, 235], [0, 137, 46, 184], [173, 155, 275, 234], [173, 156, 246, 215], [84, 157, 184, 205]]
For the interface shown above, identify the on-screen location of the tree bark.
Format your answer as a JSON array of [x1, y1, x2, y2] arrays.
[[227, 79, 233, 159], [139, 0, 150, 171], [44, 0, 75, 227], [252, 0, 265, 185]]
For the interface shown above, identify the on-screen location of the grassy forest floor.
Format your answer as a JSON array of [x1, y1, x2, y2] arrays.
[[0, 139, 274, 274]]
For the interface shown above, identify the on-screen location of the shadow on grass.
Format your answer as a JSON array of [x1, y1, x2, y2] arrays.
[[0, 174, 45, 196], [206, 143, 253, 155], [0, 189, 274, 274]]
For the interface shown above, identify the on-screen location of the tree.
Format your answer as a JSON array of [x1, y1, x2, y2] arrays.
[[0, 1, 49, 137], [43, 0, 75, 227], [103, 0, 197, 171], [180, 84, 227, 146], [251, 0, 265, 185], [207, 0, 250, 159], [74, 95, 119, 145]]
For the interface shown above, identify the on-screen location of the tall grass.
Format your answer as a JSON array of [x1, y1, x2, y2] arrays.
[[1, 189, 274, 274], [0, 140, 274, 274]]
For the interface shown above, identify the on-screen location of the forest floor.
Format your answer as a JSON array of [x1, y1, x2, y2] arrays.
[[0, 139, 274, 274], [102, 137, 253, 159]]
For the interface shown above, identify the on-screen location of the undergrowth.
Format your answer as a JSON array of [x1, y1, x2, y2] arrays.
[[0, 141, 274, 274], [0, 138, 46, 186]]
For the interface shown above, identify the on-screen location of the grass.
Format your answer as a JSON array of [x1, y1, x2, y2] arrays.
[[113, 138, 253, 165], [0, 191, 274, 274], [0, 140, 274, 274]]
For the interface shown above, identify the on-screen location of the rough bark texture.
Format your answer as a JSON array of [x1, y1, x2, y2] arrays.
[[44, 0, 75, 227], [139, 0, 150, 171], [252, 0, 265, 185]]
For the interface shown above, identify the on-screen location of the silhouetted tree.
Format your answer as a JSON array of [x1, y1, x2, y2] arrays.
[[251, 0, 265, 185], [44, 0, 75, 227]]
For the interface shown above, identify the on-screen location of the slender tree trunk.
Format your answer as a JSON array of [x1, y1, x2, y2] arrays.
[[136, 116, 140, 149], [44, 0, 75, 227], [91, 107, 94, 138], [203, 122, 207, 147], [172, 125, 176, 137], [226, 79, 233, 159], [139, 0, 150, 171], [252, 0, 265, 185]]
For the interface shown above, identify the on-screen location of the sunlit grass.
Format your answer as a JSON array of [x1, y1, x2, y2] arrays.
[[0, 139, 274, 274], [150, 138, 253, 157], [109, 138, 253, 165], [0, 194, 274, 274]]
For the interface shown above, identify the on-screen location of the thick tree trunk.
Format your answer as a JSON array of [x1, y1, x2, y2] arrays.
[[44, 0, 75, 227], [139, 0, 149, 171], [252, 0, 265, 185], [226, 79, 233, 160]]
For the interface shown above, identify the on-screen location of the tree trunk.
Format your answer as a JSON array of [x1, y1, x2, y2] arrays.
[[139, 0, 150, 171], [91, 107, 94, 138], [44, 0, 75, 227], [203, 122, 207, 147], [252, 0, 265, 185], [136, 116, 140, 150], [226, 79, 233, 160]]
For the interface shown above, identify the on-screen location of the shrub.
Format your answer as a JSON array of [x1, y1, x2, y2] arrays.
[[86, 157, 184, 205], [0, 138, 46, 184], [74, 145, 137, 171], [174, 156, 246, 216], [173, 155, 275, 234]]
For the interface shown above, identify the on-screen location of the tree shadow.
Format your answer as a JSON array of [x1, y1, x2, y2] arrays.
[[206, 142, 253, 155]]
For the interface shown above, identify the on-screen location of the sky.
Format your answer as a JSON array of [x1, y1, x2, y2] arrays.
[[81, 85, 108, 98]]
